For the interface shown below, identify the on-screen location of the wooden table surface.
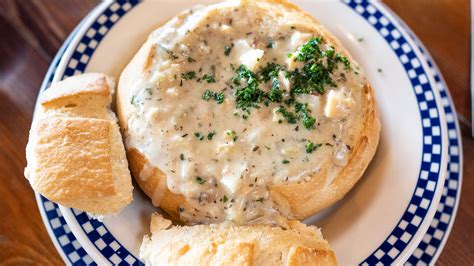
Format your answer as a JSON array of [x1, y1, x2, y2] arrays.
[[0, 0, 471, 264]]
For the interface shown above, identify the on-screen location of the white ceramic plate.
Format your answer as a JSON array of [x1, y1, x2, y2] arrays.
[[33, 0, 456, 265]]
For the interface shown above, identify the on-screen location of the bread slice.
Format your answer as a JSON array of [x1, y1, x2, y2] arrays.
[[140, 213, 337, 266], [25, 73, 133, 215]]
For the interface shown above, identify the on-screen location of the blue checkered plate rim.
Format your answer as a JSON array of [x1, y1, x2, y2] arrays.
[[33, 0, 462, 265], [383, 6, 464, 265]]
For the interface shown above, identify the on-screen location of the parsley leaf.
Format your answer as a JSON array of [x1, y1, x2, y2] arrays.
[[202, 90, 213, 101], [266, 37, 274, 49], [306, 141, 315, 153], [202, 74, 216, 83], [196, 176, 206, 185], [194, 132, 204, 141], [295, 102, 316, 129], [268, 79, 283, 102], [159, 45, 178, 60], [214, 91, 225, 104], [224, 44, 233, 56], [306, 141, 322, 153], [130, 95, 138, 106], [258, 63, 280, 82], [277, 107, 298, 124], [287, 37, 351, 96], [302, 113, 316, 129], [182, 71, 196, 80], [225, 36, 350, 131], [226, 130, 238, 141], [202, 90, 224, 104], [207, 131, 216, 140], [296, 36, 323, 62], [234, 65, 267, 110]]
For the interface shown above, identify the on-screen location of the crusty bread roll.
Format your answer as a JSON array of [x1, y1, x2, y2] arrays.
[[140, 213, 336, 266], [117, 0, 380, 224], [25, 73, 133, 215]]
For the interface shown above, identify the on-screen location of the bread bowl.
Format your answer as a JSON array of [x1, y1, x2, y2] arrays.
[[117, 0, 380, 224], [25, 73, 133, 215], [140, 213, 337, 265]]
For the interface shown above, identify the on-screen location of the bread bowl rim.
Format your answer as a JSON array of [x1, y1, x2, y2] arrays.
[[116, 0, 381, 221]]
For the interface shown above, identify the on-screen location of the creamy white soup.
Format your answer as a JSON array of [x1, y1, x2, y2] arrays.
[[125, 1, 366, 225]]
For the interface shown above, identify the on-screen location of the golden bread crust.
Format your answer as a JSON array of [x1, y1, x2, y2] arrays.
[[139, 214, 337, 266], [286, 246, 336, 266], [127, 148, 186, 221], [31, 116, 116, 201], [41, 74, 110, 106], [25, 73, 133, 214]]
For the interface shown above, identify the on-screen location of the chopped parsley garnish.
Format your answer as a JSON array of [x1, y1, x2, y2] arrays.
[[214, 91, 225, 104], [130, 95, 138, 106], [202, 90, 213, 101], [222, 195, 229, 203], [306, 141, 322, 153], [266, 38, 274, 49], [145, 88, 152, 96], [306, 141, 315, 153], [295, 102, 316, 129], [226, 130, 238, 141], [194, 132, 204, 141], [277, 107, 298, 124], [187, 57, 196, 63], [202, 74, 216, 83], [234, 65, 267, 110], [159, 45, 178, 60], [282, 159, 290, 164], [269, 79, 283, 103], [182, 71, 196, 80], [202, 90, 224, 104], [194, 131, 217, 141], [259, 63, 280, 82], [207, 131, 216, 140], [224, 44, 233, 56], [296, 36, 323, 62], [213, 36, 351, 130], [196, 176, 206, 185], [302, 114, 316, 129], [336, 54, 351, 70], [232, 64, 321, 129], [287, 37, 351, 95], [166, 50, 178, 60], [276, 103, 316, 129], [258, 63, 283, 103]]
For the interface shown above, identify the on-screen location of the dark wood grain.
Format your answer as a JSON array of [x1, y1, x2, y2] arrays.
[[0, 0, 471, 264], [0, 0, 97, 264]]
